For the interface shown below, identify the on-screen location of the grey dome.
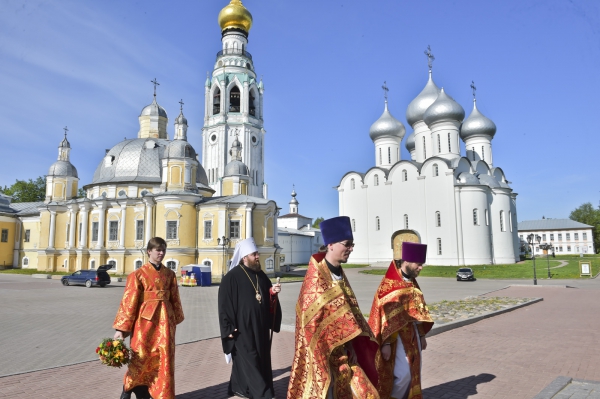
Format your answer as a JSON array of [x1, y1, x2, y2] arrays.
[[423, 88, 465, 125], [140, 98, 168, 118], [478, 174, 500, 188], [406, 72, 441, 126], [91, 138, 169, 185], [460, 101, 496, 139], [196, 165, 209, 186], [224, 160, 249, 176], [369, 101, 406, 141], [48, 160, 78, 178], [59, 136, 70, 148], [165, 140, 196, 159], [175, 111, 187, 125], [457, 172, 479, 185], [405, 131, 415, 152], [290, 189, 298, 204]]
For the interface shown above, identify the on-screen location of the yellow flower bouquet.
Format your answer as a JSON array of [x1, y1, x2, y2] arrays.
[[96, 338, 133, 368]]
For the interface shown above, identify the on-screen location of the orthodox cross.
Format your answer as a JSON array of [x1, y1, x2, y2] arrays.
[[151, 78, 160, 97], [470, 81, 477, 100], [179, 99, 184, 112], [63, 126, 68, 138], [424, 45, 435, 71], [382, 81, 389, 101]]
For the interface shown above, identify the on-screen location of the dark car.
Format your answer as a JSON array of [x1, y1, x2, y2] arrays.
[[61, 264, 113, 288], [456, 267, 475, 281]]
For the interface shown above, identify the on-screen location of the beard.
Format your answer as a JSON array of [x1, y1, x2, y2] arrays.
[[244, 257, 261, 272]]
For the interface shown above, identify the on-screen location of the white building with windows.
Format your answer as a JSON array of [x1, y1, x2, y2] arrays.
[[518, 219, 595, 255], [337, 57, 519, 265]]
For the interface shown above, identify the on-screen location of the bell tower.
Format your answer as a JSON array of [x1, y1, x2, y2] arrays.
[[202, 0, 266, 198]]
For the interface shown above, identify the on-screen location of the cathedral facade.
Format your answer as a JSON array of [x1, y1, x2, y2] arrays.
[[338, 57, 520, 265], [1, 0, 281, 278]]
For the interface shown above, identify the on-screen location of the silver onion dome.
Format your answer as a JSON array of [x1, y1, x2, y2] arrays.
[[369, 101, 406, 142], [48, 160, 78, 178], [460, 100, 496, 139], [405, 131, 415, 152], [174, 111, 188, 126], [423, 88, 465, 126], [290, 189, 298, 204], [59, 135, 70, 148], [224, 160, 249, 176], [406, 71, 441, 126], [140, 98, 168, 118], [165, 140, 196, 159]]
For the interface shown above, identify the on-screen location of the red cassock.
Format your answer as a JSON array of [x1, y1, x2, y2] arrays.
[[113, 263, 185, 399]]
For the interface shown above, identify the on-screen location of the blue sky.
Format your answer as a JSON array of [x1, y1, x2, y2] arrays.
[[1, 0, 599, 223]]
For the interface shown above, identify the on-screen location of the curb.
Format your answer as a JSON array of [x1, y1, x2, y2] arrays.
[[427, 297, 543, 338], [531, 376, 572, 398]]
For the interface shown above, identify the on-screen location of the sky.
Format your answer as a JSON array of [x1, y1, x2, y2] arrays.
[[1, 0, 599, 223]]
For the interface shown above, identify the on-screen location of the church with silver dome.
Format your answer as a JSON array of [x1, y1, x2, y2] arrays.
[[338, 49, 519, 265]]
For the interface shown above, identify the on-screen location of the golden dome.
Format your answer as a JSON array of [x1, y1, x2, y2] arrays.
[[218, 0, 253, 33]]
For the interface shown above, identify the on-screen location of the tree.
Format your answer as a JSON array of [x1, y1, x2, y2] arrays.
[[569, 202, 600, 254], [312, 217, 324, 229], [0, 177, 46, 203]]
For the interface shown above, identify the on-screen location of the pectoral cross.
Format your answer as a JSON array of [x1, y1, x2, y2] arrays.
[[424, 45, 435, 71], [151, 78, 160, 97], [382, 81, 389, 101]]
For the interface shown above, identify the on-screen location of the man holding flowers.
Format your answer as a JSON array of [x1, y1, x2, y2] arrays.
[[113, 237, 185, 399]]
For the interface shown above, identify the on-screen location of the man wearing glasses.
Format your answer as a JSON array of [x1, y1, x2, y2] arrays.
[[287, 216, 380, 399]]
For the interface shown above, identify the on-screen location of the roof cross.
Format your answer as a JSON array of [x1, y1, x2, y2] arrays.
[[382, 81, 389, 101], [470, 81, 477, 100], [63, 126, 68, 138], [424, 45, 435, 71], [151, 78, 160, 97], [179, 99, 184, 112]]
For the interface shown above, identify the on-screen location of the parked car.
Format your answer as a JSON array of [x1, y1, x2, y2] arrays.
[[61, 264, 113, 288], [456, 267, 475, 281]]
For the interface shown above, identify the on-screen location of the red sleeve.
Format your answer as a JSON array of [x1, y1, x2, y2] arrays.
[[269, 287, 278, 314]]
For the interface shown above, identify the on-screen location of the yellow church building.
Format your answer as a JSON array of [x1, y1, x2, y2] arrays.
[[0, 0, 282, 279]]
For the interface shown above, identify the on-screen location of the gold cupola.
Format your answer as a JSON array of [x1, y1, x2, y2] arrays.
[[218, 0, 253, 34]]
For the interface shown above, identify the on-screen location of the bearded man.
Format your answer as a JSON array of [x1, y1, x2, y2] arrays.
[[218, 238, 282, 399], [287, 216, 380, 399], [368, 240, 434, 399]]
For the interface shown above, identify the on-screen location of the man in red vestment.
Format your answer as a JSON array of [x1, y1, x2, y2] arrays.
[[113, 237, 185, 399], [368, 240, 434, 399], [288, 216, 381, 399]]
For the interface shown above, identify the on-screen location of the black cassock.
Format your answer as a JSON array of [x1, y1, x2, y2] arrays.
[[218, 264, 282, 399]]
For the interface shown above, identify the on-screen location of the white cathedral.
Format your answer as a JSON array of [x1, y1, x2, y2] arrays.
[[338, 53, 520, 265]]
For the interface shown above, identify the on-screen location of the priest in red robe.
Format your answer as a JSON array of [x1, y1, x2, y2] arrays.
[[113, 237, 185, 399], [368, 241, 434, 399]]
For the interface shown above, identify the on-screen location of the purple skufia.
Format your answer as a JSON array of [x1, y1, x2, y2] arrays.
[[402, 242, 427, 263], [320, 216, 353, 245]]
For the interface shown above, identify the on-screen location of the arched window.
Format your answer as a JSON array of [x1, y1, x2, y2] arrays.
[[482, 146, 485, 161], [22, 257, 29, 267], [379, 148, 382, 165], [509, 211, 513, 232], [473, 209, 479, 225], [402, 170, 407, 182], [90, 260, 96, 269], [166, 261, 177, 271], [437, 238, 442, 255], [423, 136, 426, 158], [374, 174, 379, 186], [500, 211, 505, 232], [229, 86, 241, 112], [472, 147, 475, 161], [64, 259, 68, 269], [433, 164, 439, 177], [352, 219, 356, 232], [108, 260, 116, 269], [249, 90, 256, 116], [387, 147, 391, 163], [350, 178, 355, 190], [435, 211, 441, 227], [376, 216, 380, 231], [135, 260, 143, 269], [437, 134, 441, 153], [404, 214, 409, 229], [213, 87, 221, 115], [447, 133, 451, 152]]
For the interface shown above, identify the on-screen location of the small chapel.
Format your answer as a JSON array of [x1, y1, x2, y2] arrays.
[[0, 0, 282, 278], [338, 49, 520, 265]]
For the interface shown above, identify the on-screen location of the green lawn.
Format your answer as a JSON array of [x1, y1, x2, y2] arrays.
[[294, 263, 369, 269], [359, 256, 600, 279], [0, 268, 70, 276]]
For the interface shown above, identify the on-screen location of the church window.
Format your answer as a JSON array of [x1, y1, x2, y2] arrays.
[[575, 233, 579, 240], [437, 238, 442, 255], [252, 135, 257, 144], [388, 147, 391, 164], [213, 87, 221, 115], [473, 209, 479, 225], [229, 220, 240, 239], [109, 221, 118, 241], [404, 214, 409, 229], [204, 220, 212, 239], [482, 146, 485, 161], [350, 179, 355, 190], [118, 190, 126, 197], [485, 209, 489, 226], [509, 211, 513, 232], [166, 261, 177, 271], [108, 260, 117, 270], [135, 260, 143, 269], [422, 137, 426, 158], [167, 221, 178, 240], [550, 234, 554, 241], [472, 147, 475, 161], [500, 211, 505, 232], [229, 86, 241, 112], [566, 233, 570, 241], [136, 220, 144, 241], [64, 259, 68, 269], [376, 217, 380, 231], [1, 229, 8, 242], [435, 211, 441, 227], [22, 257, 29, 267], [249, 91, 256, 116], [567, 246, 571, 252], [542, 234, 546, 241], [448, 133, 451, 152], [583, 232, 588, 240], [576, 246, 580, 252], [433, 164, 439, 177], [24, 229, 30, 242], [374, 174, 379, 186], [379, 148, 382, 165], [90, 260, 96, 269], [352, 219, 356, 232], [437, 134, 441, 153], [92, 222, 99, 242], [402, 170, 407, 182]]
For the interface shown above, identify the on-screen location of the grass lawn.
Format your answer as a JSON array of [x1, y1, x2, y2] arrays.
[[359, 256, 600, 279], [0, 268, 70, 276], [294, 263, 369, 269]]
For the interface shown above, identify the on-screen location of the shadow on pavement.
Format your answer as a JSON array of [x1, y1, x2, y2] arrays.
[[423, 373, 496, 398], [176, 367, 291, 399]]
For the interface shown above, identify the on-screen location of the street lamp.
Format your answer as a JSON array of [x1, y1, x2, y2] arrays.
[[527, 234, 541, 285], [217, 236, 230, 278]]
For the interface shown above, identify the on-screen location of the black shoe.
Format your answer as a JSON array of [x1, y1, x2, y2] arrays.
[[120, 386, 132, 399], [132, 385, 152, 399]]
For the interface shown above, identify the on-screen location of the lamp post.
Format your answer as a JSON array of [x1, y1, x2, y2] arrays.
[[543, 244, 551, 278], [217, 236, 230, 278], [527, 234, 541, 285]]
